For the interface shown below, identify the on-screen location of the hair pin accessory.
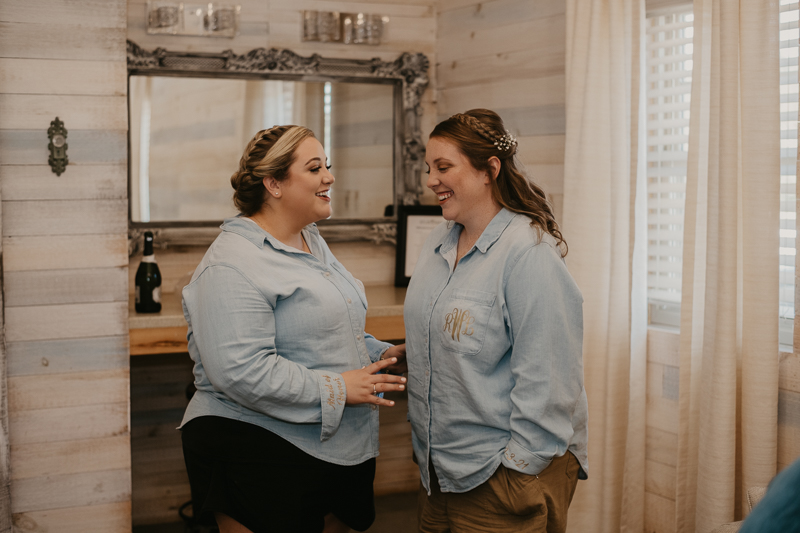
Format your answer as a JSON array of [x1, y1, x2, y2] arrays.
[[494, 130, 517, 152]]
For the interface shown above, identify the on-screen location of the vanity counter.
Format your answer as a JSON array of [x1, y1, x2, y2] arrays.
[[129, 285, 407, 355]]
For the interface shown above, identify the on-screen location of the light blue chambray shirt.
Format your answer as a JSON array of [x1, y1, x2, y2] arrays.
[[179, 216, 392, 466], [404, 208, 588, 494]]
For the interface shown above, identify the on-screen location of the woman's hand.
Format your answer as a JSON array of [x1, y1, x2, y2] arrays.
[[381, 343, 408, 375], [341, 357, 407, 407]]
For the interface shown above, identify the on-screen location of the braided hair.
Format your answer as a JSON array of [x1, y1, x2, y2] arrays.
[[430, 109, 567, 256], [230, 125, 316, 216]]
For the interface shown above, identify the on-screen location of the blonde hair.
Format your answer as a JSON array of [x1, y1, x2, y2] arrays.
[[230, 125, 316, 216]]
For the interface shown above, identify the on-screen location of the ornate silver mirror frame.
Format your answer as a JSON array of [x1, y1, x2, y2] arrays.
[[126, 40, 429, 255]]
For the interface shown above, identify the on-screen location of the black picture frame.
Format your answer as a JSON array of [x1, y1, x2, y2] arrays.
[[394, 205, 444, 287]]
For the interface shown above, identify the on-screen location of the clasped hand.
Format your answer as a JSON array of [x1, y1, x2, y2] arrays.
[[342, 351, 407, 407]]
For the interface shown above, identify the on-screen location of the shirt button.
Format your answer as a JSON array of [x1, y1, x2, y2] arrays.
[[347, 298, 352, 303], [356, 335, 362, 340], [371, 404, 377, 411], [426, 371, 430, 376], [324, 272, 331, 277]]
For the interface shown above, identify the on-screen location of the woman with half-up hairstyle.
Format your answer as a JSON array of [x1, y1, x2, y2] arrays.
[[402, 109, 588, 532], [180, 126, 407, 533]]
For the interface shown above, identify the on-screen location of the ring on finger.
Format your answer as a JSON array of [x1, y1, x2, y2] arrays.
[[373, 384, 377, 395]]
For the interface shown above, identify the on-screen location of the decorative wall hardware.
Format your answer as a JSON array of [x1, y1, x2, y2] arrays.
[[146, 2, 240, 37], [47, 117, 68, 176], [302, 11, 389, 45]]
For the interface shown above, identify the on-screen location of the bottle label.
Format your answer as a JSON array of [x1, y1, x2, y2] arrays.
[[152, 286, 161, 303], [141, 254, 156, 264], [135, 285, 141, 304]]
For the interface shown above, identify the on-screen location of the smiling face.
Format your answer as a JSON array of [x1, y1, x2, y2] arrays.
[[277, 136, 334, 225], [425, 136, 495, 227]]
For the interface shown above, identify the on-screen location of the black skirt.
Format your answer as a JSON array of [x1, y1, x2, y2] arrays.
[[181, 415, 377, 533]]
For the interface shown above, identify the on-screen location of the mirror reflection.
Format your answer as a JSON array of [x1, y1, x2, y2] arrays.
[[129, 75, 395, 222]]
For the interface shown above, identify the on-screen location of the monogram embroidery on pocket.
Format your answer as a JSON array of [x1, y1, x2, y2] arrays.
[[443, 307, 475, 342]]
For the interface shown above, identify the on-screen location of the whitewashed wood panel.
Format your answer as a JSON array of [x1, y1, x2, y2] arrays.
[[646, 426, 678, 467], [12, 501, 131, 533], [270, 0, 434, 18], [328, 241, 395, 286], [645, 459, 676, 500], [438, 46, 564, 90], [647, 328, 681, 366], [10, 435, 130, 481], [0, 130, 127, 165], [11, 468, 130, 514], [9, 403, 128, 446], [523, 164, 564, 196], [5, 301, 128, 342], [0, 94, 127, 131], [644, 491, 677, 533], [2, 234, 128, 272], [438, 0, 484, 13], [0, 59, 126, 97], [2, 199, 127, 237], [516, 135, 565, 165], [0, 165, 127, 201], [436, 15, 564, 66], [438, 75, 566, 115], [0, 23, 125, 62], [8, 369, 128, 412], [126, 0, 269, 23], [0, 0, 126, 28], [6, 336, 129, 378], [438, 0, 564, 37], [5, 267, 127, 307]]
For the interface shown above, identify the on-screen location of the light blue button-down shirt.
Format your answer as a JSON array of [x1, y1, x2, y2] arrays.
[[404, 208, 588, 493], [180, 216, 392, 466]]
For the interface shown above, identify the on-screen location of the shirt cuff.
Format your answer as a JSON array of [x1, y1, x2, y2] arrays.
[[315, 370, 347, 441], [501, 438, 553, 476], [367, 339, 393, 363]]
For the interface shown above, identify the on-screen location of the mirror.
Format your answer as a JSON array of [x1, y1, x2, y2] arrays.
[[129, 76, 395, 222], [126, 41, 429, 251]]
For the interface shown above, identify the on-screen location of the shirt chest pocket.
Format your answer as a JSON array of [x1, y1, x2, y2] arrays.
[[436, 288, 496, 356]]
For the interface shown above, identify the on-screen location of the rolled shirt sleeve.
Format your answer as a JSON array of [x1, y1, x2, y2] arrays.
[[183, 264, 347, 441], [500, 243, 585, 475]]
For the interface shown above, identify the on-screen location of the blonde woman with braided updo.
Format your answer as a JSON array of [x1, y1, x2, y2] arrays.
[[179, 125, 406, 533], [402, 109, 588, 532]]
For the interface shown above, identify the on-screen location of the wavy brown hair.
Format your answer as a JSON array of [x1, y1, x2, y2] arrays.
[[230, 125, 316, 216], [430, 109, 567, 255]]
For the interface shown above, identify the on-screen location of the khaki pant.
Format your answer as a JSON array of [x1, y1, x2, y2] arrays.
[[418, 452, 581, 533]]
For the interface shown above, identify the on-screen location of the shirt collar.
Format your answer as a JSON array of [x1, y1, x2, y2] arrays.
[[437, 207, 517, 255], [221, 216, 320, 253]]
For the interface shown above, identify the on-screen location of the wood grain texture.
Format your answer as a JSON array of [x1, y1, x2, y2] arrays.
[[0, 130, 127, 166], [11, 501, 131, 533], [0, 0, 126, 28], [8, 369, 129, 412], [8, 403, 128, 447], [5, 302, 127, 343], [129, 327, 188, 356], [10, 468, 130, 514], [437, 76, 565, 116], [0, 23, 125, 62], [10, 436, 130, 481], [437, 0, 564, 36], [0, 165, 127, 201], [6, 336, 129, 378], [3, 199, 127, 237], [2, 234, 128, 272], [0, 59, 126, 97], [0, 94, 127, 131], [4, 267, 128, 307]]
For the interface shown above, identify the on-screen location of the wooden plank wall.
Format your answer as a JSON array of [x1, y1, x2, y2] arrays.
[[0, 0, 132, 531], [435, 0, 566, 217]]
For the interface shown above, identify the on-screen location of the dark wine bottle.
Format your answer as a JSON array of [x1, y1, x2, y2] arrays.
[[135, 231, 162, 313]]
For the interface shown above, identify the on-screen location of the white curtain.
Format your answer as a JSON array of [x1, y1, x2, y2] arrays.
[[562, 1, 648, 531], [675, 1, 780, 531]]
